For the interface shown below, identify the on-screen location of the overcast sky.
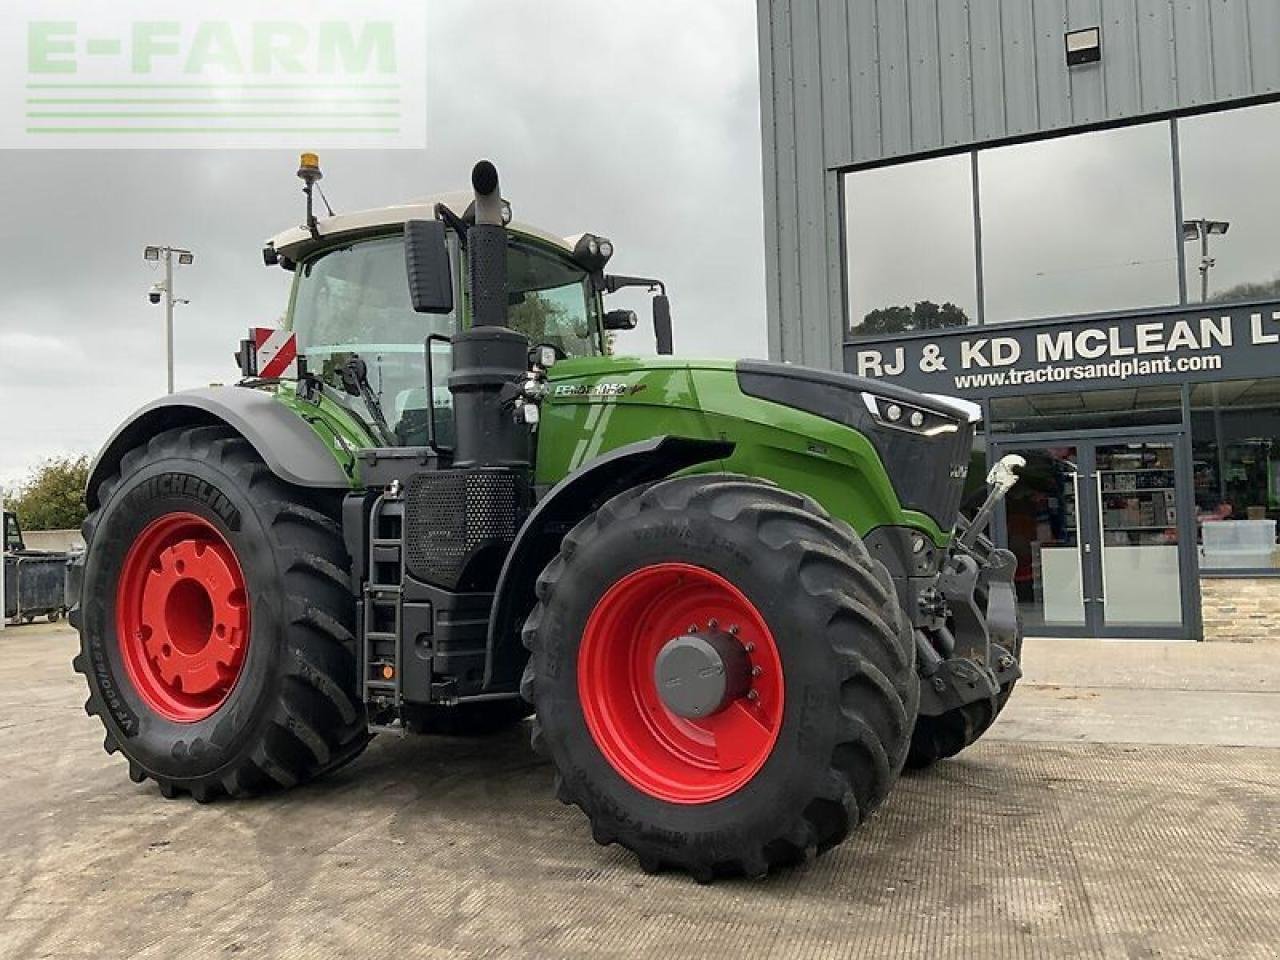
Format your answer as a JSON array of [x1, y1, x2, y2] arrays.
[[0, 1, 766, 488]]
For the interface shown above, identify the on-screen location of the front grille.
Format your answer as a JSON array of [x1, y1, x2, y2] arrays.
[[403, 469, 525, 590], [873, 421, 975, 532]]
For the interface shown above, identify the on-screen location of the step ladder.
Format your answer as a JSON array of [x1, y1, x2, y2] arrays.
[[362, 490, 407, 735]]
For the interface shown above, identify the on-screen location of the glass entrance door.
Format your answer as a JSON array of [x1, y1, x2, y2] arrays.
[[1094, 441, 1183, 630], [992, 431, 1193, 638], [993, 443, 1088, 634]]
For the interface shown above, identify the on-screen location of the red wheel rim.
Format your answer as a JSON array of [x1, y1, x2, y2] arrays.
[[115, 513, 251, 723], [578, 563, 784, 804]]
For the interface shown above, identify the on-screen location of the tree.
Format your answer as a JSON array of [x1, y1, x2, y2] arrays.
[[8, 456, 90, 531], [1209, 274, 1280, 304], [858, 300, 970, 336], [507, 292, 570, 344]]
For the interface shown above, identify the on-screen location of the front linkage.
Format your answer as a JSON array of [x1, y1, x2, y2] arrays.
[[910, 456, 1024, 766]]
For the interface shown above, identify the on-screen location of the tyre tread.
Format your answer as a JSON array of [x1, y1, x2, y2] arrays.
[[71, 424, 368, 801], [522, 472, 917, 880]]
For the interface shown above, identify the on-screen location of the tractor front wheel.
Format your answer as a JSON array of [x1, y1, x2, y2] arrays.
[[521, 475, 918, 881], [71, 425, 368, 800]]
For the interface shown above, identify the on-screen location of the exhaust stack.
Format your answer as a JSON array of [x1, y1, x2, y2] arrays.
[[467, 160, 509, 328], [447, 161, 532, 469]]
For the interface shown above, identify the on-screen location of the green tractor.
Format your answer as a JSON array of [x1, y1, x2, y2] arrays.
[[71, 158, 1022, 881]]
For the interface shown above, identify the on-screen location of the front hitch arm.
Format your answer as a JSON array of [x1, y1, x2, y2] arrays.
[[917, 454, 1025, 716], [957, 454, 1025, 552]]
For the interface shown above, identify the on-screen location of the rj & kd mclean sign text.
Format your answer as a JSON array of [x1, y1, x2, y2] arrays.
[[844, 303, 1280, 398]]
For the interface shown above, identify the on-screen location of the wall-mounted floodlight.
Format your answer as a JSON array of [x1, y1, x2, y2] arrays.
[[1065, 27, 1101, 66]]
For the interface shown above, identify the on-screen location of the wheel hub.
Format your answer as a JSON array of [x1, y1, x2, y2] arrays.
[[138, 538, 247, 694], [577, 563, 785, 804], [116, 513, 250, 723], [654, 628, 751, 719]]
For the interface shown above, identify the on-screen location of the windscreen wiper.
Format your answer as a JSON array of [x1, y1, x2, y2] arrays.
[[339, 356, 397, 447]]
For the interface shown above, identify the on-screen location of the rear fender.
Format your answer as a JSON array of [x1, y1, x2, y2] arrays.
[[86, 387, 356, 509], [483, 436, 733, 690]]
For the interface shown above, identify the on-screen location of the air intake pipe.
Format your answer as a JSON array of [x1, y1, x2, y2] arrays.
[[447, 161, 533, 469]]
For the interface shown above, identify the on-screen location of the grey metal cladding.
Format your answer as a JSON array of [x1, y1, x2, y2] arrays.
[[768, 0, 1279, 169], [758, 0, 1280, 367]]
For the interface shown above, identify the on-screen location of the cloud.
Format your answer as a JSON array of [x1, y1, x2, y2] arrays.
[[0, 0, 766, 486]]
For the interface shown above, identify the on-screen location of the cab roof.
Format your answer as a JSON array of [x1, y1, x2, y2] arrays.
[[267, 190, 576, 264]]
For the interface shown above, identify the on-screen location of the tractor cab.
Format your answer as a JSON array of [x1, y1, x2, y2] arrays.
[[264, 186, 669, 450]]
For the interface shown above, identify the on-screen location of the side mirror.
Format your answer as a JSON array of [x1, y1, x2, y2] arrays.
[[653, 294, 674, 355], [603, 309, 639, 331], [404, 219, 454, 315]]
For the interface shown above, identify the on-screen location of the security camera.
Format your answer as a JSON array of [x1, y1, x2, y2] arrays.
[[148, 283, 164, 305]]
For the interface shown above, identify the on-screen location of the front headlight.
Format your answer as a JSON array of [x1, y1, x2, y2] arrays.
[[861, 393, 960, 437]]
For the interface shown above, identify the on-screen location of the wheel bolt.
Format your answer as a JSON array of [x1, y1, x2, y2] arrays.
[[688, 624, 698, 634], [729, 625, 740, 636], [744, 642, 756, 653], [751, 666, 762, 677], [747, 690, 759, 702], [708, 618, 718, 630]]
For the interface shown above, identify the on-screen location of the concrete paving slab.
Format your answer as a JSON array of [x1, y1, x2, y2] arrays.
[[1, 623, 1277, 960]]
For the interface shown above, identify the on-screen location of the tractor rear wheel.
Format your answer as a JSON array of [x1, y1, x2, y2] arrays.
[[70, 425, 368, 800], [521, 475, 917, 881]]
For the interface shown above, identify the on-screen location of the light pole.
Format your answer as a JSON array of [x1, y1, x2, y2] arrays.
[[1, 484, 6, 633], [1181, 219, 1230, 304], [143, 245, 194, 394]]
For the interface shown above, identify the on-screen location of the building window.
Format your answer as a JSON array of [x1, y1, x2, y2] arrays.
[[1191, 379, 1280, 572], [1178, 101, 1280, 306], [843, 154, 977, 338], [978, 121, 1180, 324]]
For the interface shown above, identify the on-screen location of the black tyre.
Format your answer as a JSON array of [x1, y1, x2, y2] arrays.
[[906, 590, 1022, 769], [521, 475, 917, 881], [70, 425, 368, 800]]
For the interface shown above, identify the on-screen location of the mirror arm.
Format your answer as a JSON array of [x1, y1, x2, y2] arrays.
[[435, 203, 469, 249], [604, 274, 665, 296]]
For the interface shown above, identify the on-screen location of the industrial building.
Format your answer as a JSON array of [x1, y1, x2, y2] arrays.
[[758, 0, 1280, 640]]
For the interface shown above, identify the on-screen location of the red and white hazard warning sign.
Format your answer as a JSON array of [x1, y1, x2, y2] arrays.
[[252, 327, 298, 379]]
